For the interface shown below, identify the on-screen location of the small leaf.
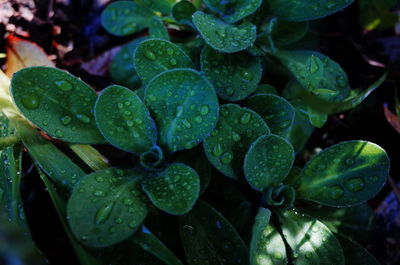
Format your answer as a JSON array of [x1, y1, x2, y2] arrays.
[[142, 163, 200, 215], [139, 0, 176, 14], [134, 39, 194, 83], [244, 94, 295, 136], [95, 85, 157, 154], [296, 141, 390, 207], [279, 209, 345, 265], [11, 67, 105, 144], [244, 134, 295, 190], [203, 104, 270, 179], [269, 0, 355, 22], [179, 201, 249, 265], [336, 234, 379, 265], [149, 17, 170, 40], [307, 107, 328, 128], [200, 46, 262, 102], [203, 0, 262, 23], [192, 11, 257, 53], [67, 168, 149, 248], [250, 208, 287, 265], [109, 38, 146, 89], [145, 68, 219, 152], [101, 1, 154, 36], [172, 0, 197, 25]]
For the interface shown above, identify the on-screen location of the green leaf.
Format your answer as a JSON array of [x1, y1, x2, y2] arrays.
[[307, 107, 327, 128], [138, 0, 176, 14], [336, 234, 379, 265], [95, 85, 157, 154], [275, 50, 351, 103], [142, 163, 200, 215], [192, 11, 257, 53], [264, 185, 295, 209], [285, 107, 314, 153], [11, 66, 105, 144], [279, 209, 345, 265], [109, 38, 145, 89], [134, 39, 194, 83], [204, 104, 270, 179], [359, 0, 398, 30], [271, 20, 309, 47], [200, 46, 262, 102], [16, 121, 86, 193], [133, 226, 184, 265], [250, 208, 287, 265], [101, 1, 154, 36], [244, 134, 294, 190], [269, 0, 355, 22], [253, 84, 278, 95], [68, 144, 109, 171], [149, 17, 170, 40], [172, 0, 197, 25], [179, 201, 249, 265], [296, 141, 390, 207], [144, 69, 219, 152], [203, 0, 262, 23], [67, 168, 149, 248], [244, 94, 295, 136]]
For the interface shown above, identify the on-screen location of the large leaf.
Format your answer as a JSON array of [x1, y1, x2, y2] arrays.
[[250, 208, 287, 265], [296, 141, 390, 207], [95, 85, 157, 154], [336, 234, 379, 265], [269, 0, 355, 22], [144, 69, 219, 152], [203, 0, 262, 23], [200, 46, 262, 102], [192, 11, 257, 53], [11, 67, 105, 144], [244, 94, 295, 136], [134, 39, 194, 83], [67, 168, 149, 248], [101, 1, 154, 36], [203, 104, 270, 179], [179, 201, 249, 265], [279, 209, 345, 265], [244, 134, 294, 190], [142, 163, 200, 215]]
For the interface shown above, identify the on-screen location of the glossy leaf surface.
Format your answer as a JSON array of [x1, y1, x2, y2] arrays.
[[101, 1, 154, 36], [250, 208, 287, 265], [142, 163, 200, 215], [95, 85, 157, 154], [280, 209, 345, 265], [204, 104, 270, 179], [269, 0, 355, 22], [203, 0, 262, 23], [172, 0, 197, 25], [179, 201, 249, 265], [244, 134, 294, 190], [192, 11, 256, 53], [200, 46, 262, 102], [134, 39, 194, 83], [149, 17, 170, 40], [67, 168, 149, 248], [296, 141, 390, 207], [11, 67, 104, 143], [145, 69, 219, 152]]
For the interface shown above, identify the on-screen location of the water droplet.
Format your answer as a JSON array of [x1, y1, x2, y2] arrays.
[[345, 158, 354, 166], [115, 217, 123, 224], [325, 1, 336, 10], [169, 58, 177, 66], [200, 105, 209, 115], [220, 152, 233, 164], [76, 114, 91, 124], [216, 28, 226, 37], [273, 252, 283, 260], [232, 131, 241, 142], [329, 185, 344, 199], [305, 252, 313, 259], [55, 80, 73, 91], [60, 115, 72, 125], [345, 178, 365, 192], [194, 116, 202, 123], [309, 55, 320, 74], [225, 87, 234, 96], [144, 50, 156, 60], [182, 119, 192, 129], [242, 70, 253, 81], [182, 224, 196, 235], [55, 130, 64, 137], [93, 190, 105, 197], [95, 202, 114, 224], [167, 47, 174, 55], [176, 105, 183, 117], [336, 75, 347, 88], [240, 113, 251, 124], [21, 93, 40, 109], [212, 144, 224, 157]]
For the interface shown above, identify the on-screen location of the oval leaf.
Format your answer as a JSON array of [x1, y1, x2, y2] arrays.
[[95, 85, 157, 154], [145, 68, 219, 152], [11, 66, 104, 144], [101, 1, 154, 36], [172, 0, 197, 26], [296, 141, 390, 207], [200, 46, 262, 102], [250, 208, 287, 265], [244, 94, 295, 136], [269, 0, 355, 22], [192, 11, 257, 53], [67, 168, 149, 248], [244, 134, 294, 190], [149, 17, 170, 40], [203, 0, 262, 23], [279, 209, 345, 265], [203, 104, 270, 179], [179, 201, 249, 265], [134, 39, 194, 83], [142, 163, 200, 215]]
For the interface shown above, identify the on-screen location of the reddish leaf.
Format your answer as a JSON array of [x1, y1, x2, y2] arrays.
[[384, 104, 400, 134]]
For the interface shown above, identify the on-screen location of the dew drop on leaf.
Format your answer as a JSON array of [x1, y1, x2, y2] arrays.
[[329, 185, 344, 199], [21, 93, 40, 109], [345, 178, 365, 192], [95, 201, 115, 225], [55, 80, 73, 91], [220, 152, 234, 164]]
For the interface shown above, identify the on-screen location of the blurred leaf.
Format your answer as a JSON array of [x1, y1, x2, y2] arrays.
[[384, 104, 400, 134], [359, 0, 398, 30]]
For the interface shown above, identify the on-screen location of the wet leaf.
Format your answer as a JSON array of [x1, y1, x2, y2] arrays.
[[172, 0, 197, 25], [149, 17, 170, 40], [203, 0, 262, 23], [253, 84, 278, 95], [285, 107, 314, 153]]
